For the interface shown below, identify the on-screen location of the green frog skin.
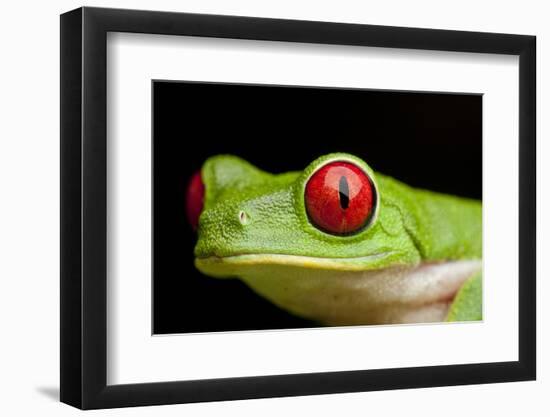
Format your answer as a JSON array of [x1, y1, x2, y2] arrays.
[[190, 153, 482, 326]]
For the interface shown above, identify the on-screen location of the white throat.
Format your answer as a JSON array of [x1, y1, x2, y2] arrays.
[[239, 260, 482, 326]]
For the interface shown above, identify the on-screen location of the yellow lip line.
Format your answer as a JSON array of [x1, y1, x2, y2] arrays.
[[195, 252, 394, 271]]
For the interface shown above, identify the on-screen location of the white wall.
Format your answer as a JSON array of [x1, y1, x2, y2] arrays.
[[0, 0, 545, 415]]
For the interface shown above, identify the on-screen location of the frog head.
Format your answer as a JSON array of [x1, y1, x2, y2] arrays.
[[190, 153, 420, 277]]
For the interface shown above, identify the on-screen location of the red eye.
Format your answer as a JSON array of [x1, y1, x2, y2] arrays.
[[185, 170, 205, 231], [305, 161, 375, 235]]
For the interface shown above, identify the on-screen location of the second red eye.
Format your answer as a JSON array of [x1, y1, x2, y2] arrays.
[[305, 161, 375, 235], [185, 170, 205, 231]]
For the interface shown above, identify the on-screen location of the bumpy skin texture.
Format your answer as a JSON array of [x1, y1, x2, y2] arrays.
[[194, 153, 482, 323], [446, 272, 482, 321]]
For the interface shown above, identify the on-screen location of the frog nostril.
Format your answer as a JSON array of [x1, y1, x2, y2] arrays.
[[238, 210, 249, 225]]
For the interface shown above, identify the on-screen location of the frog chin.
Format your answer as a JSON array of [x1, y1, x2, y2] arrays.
[[195, 255, 482, 326]]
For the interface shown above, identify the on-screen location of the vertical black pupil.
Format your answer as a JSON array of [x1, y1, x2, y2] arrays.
[[338, 176, 350, 209]]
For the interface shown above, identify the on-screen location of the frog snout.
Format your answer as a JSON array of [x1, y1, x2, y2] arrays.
[[194, 202, 252, 258], [198, 204, 250, 232]]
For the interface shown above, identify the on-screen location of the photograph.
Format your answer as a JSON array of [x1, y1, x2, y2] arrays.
[[153, 80, 482, 334]]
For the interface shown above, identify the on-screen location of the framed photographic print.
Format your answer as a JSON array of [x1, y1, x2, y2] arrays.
[[60, 6, 536, 409]]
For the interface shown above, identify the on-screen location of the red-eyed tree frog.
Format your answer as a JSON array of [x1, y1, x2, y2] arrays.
[[186, 153, 482, 326]]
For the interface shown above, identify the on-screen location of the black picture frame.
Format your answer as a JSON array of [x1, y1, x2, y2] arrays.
[[60, 6, 536, 409]]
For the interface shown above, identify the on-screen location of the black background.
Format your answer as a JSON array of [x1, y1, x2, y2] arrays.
[[153, 81, 481, 334]]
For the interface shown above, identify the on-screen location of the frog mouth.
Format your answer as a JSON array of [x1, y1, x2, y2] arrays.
[[195, 252, 396, 274]]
